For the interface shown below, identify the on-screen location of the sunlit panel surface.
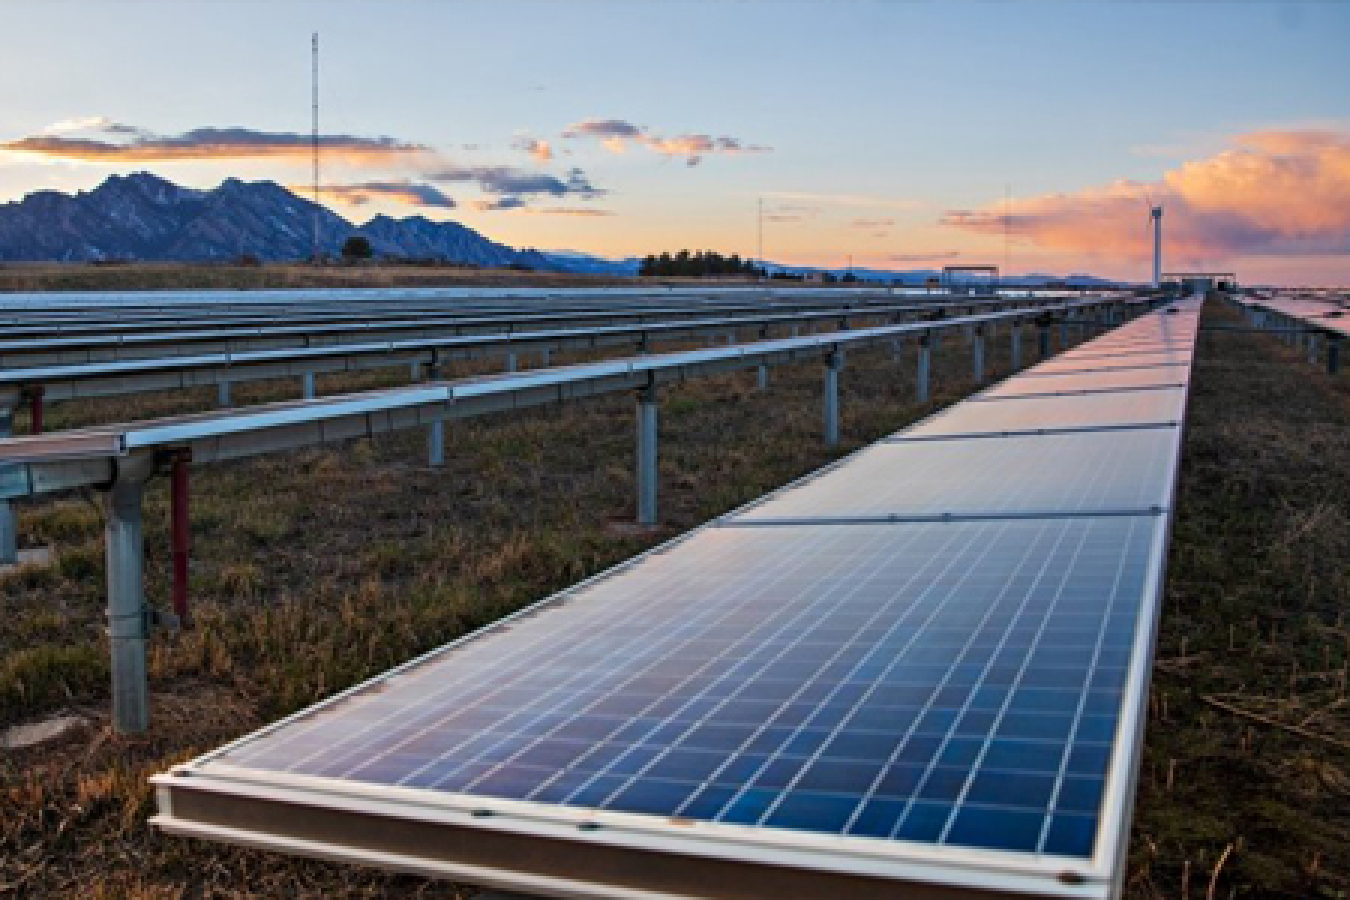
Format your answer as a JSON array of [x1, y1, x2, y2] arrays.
[[211, 516, 1158, 859]]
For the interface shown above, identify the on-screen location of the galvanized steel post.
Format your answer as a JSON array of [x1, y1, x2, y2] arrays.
[[540, 347, 550, 367], [636, 383, 658, 527], [217, 381, 232, 408], [427, 355, 445, 467], [917, 334, 931, 402], [302, 372, 316, 400], [1011, 322, 1023, 371], [505, 352, 518, 373], [1039, 324, 1051, 359], [973, 327, 986, 383], [104, 452, 155, 734], [824, 351, 841, 447], [1307, 333, 1318, 366]]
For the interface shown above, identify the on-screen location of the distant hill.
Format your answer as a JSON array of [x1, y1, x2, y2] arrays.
[[0, 173, 561, 269]]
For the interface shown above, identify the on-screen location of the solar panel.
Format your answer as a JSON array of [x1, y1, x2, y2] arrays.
[[1022, 354, 1192, 376], [153, 298, 1200, 898], [202, 515, 1159, 861], [977, 368, 1184, 398], [902, 389, 1187, 437], [731, 430, 1177, 521]]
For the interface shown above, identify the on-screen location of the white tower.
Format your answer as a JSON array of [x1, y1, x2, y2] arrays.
[[1150, 205, 1162, 288]]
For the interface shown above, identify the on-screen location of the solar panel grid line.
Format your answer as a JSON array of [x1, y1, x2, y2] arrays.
[[930, 519, 1121, 853], [749, 522, 1032, 836], [562, 522, 957, 821]]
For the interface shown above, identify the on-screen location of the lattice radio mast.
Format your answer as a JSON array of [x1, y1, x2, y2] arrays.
[[311, 32, 320, 264]]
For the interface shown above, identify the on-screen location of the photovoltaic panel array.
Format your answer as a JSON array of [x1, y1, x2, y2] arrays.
[[153, 298, 1203, 899]]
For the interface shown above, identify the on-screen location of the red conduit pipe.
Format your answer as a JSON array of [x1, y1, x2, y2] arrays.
[[30, 387, 44, 435], [171, 449, 192, 627]]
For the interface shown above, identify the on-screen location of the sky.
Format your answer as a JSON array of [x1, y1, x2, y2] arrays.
[[1, 0, 1348, 284]]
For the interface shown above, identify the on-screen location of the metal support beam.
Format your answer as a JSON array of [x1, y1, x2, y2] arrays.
[[757, 365, 768, 391], [636, 384, 658, 527], [917, 335, 931, 403], [973, 327, 986, 383], [1330, 338, 1341, 376], [505, 352, 518, 373], [30, 387, 44, 435], [1038, 325, 1051, 359], [170, 450, 192, 628], [427, 358, 445, 467], [1307, 333, 1318, 366], [1011, 322, 1023, 371], [0, 403, 14, 564], [104, 452, 155, 734], [302, 372, 316, 400], [540, 348, 550, 368], [824, 351, 841, 447], [410, 360, 422, 382], [217, 381, 232, 408]]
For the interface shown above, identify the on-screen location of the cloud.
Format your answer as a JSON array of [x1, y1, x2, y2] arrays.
[[468, 196, 528, 212], [763, 214, 805, 223], [943, 128, 1350, 261], [522, 207, 616, 217], [851, 218, 895, 229], [889, 251, 962, 263], [514, 136, 553, 163], [428, 164, 602, 198], [4, 125, 430, 165], [563, 118, 770, 166], [299, 180, 456, 209], [761, 191, 922, 210]]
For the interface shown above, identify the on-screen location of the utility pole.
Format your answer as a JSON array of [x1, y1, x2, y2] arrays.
[[311, 32, 320, 265]]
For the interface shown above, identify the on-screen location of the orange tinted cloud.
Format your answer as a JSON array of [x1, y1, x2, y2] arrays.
[[514, 136, 554, 163], [944, 129, 1350, 260], [4, 126, 430, 166], [299, 181, 456, 209], [562, 118, 770, 166]]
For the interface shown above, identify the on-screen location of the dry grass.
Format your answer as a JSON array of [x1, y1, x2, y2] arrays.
[[2, 321, 1033, 897], [1124, 302, 1350, 899], [0, 262, 715, 293]]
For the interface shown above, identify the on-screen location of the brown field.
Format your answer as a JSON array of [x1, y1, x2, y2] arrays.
[[0, 262, 755, 293], [0, 299, 1346, 898]]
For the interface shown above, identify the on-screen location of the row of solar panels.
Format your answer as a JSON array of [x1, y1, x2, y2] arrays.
[[151, 297, 1201, 898], [0, 295, 1065, 367], [0, 285, 1083, 314], [1239, 291, 1349, 339]]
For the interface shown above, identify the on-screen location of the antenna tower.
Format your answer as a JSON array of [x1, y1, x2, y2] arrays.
[[311, 32, 320, 264]]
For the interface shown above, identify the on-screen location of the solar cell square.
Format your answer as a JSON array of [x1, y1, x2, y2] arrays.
[[208, 516, 1158, 861]]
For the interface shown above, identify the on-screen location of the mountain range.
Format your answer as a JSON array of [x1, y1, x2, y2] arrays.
[[0, 173, 557, 269], [0, 173, 1121, 285]]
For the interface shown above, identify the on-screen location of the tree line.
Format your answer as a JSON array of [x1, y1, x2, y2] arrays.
[[638, 250, 765, 278]]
